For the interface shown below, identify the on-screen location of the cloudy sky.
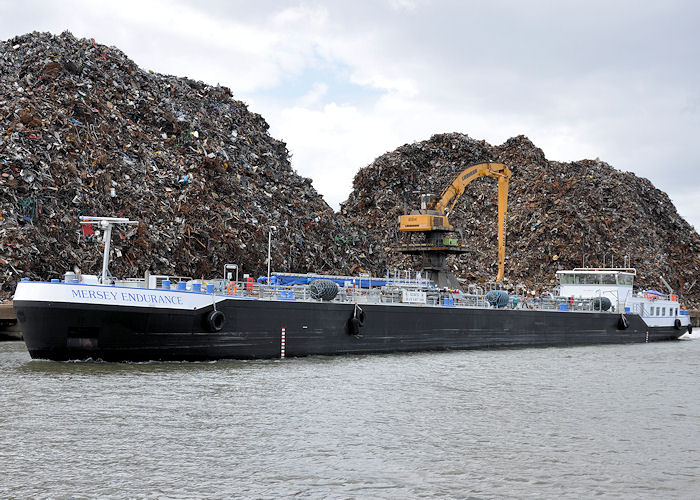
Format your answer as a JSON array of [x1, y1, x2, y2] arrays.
[[2, 0, 699, 230]]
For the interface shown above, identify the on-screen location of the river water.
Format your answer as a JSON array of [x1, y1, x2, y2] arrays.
[[1, 339, 699, 499]]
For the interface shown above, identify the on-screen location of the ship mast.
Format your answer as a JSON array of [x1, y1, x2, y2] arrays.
[[79, 216, 138, 284]]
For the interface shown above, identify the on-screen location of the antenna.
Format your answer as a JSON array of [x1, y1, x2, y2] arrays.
[[659, 275, 674, 295]]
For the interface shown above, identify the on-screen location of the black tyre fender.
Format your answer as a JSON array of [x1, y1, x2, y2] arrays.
[[357, 310, 366, 326], [206, 310, 225, 332], [617, 315, 629, 330], [674, 318, 682, 330], [688, 324, 693, 335]]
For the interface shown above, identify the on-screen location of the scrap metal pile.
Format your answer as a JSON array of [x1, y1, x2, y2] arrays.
[[0, 32, 372, 299], [2, 33, 698, 306], [340, 133, 700, 306]]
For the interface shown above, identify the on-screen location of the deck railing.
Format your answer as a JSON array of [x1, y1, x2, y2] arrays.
[[108, 277, 627, 314]]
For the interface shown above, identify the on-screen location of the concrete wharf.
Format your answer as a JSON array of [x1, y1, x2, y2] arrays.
[[0, 303, 21, 340]]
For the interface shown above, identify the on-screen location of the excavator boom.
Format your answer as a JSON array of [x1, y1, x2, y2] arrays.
[[432, 162, 510, 214]]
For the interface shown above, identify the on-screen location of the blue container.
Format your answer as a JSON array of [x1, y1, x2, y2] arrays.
[[51, 279, 60, 283], [206, 284, 214, 294], [625, 307, 631, 313], [279, 290, 296, 301], [192, 283, 201, 293], [559, 303, 569, 311], [162, 280, 171, 290], [177, 282, 187, 291]]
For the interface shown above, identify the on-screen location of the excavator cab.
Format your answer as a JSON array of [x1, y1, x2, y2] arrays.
[[420, 194, 437, 210], [398, 193, 454, 231], [398, 213, 454, 231]]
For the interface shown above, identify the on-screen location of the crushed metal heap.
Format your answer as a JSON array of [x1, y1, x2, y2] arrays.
[[1, 32, 699, 307], [340, 133, 700, 307], [0, 31, 374, 299]]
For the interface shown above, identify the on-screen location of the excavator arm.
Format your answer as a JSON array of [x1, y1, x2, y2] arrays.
[[495, 167, 510, 282]]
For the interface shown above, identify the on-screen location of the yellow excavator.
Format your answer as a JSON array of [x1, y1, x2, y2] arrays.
[[398, 162, 512, 281]]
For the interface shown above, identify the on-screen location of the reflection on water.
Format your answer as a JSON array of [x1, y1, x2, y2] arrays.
[[1, 340, 699, 498]]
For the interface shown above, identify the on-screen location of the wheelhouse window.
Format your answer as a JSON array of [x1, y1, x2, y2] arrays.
[[617, 274, 633, 286], [662, 307, 666, 316], [560, 274, 575, 285], [602, 274, 616, 284], [584, 274, 601, 285]]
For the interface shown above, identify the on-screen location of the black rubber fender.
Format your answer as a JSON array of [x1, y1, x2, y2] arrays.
[[674, 318, 682, 330], [357, 310, 366, 326], [593, 297, 612, 312], [617, 315, 629, 330], [688, 324, 693, 335], [309, 279, 339, 301], [206, 310, 225, 332], [348, 316, 361, 336]]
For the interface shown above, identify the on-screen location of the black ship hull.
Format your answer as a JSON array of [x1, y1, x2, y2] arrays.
[[14, 297, 684, 362]]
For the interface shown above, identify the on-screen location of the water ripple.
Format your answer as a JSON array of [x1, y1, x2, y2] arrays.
[[1, 340, 699, 498]]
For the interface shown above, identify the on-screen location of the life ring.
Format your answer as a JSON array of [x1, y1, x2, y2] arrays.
[[206, 310, 225, 332], [674, 318, 682, 330], [227, 283, 237, 295], [617, 315, 629, 330]]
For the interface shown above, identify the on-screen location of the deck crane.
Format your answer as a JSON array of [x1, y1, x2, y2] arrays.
[[397, 162, 512, 284]]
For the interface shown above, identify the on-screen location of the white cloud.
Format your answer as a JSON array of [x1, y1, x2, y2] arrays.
[[351, 74, 419, 98], [298, 82, 329, 107], [386, 0, 420, 11], [272, 102, 399, 207], [671, 192, 700, 232]]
